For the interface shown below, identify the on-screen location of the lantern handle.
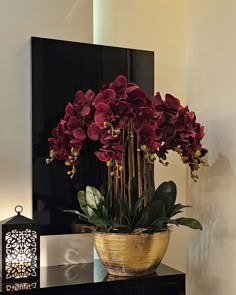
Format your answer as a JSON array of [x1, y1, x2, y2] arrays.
[[15, 205, 23, 215]]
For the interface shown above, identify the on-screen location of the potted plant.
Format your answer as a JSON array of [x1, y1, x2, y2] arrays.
[[46, 75, 207, 276]]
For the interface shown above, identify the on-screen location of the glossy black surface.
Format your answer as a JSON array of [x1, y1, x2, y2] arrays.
[[0, 260, 185, 294], [32, 37, 154, 236]]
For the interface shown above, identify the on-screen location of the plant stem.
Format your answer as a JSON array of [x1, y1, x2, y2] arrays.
[[148, 162, 155, 204], [130, 120, 135, 178], [143, 157, 148, 207], [121, 129, 125, 201], [108, 165, 112, 208], [128, 121, 132, 209], [114, 162, 120, 220], [114, 163, 118, 202], [136, 131, 142, 200]]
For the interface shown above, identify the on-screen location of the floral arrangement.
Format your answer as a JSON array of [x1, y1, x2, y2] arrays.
[[46, 75, 207, 233]]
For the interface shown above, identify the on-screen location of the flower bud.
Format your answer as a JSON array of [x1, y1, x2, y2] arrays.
[[113, 129, 121, 135], [141, 145, 148, 152], [106, 160, 113, 167], [150, 154, 156, 161], [182, 156, 189, 163], [194, 150, 201, 158], [71, 147, 79, 157], [119, 165, 123, 172], [175, 147, 181, 154], [45, 158, 52, 164], [50, 149, 56, 158]]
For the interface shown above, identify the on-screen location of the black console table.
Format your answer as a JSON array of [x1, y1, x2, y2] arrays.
[[1, 260, 185, 295]]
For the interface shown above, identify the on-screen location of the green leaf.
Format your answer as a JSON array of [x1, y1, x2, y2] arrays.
[[134, 205, 148, 227], [97, 199, 105, 215], [148, 200, 166, 224], [171, 217, 203, 230], [88, 216, 108, 230], [99, 181, 108, 197], [104, 185, 113, 219], [118, 199, 130, 224], [157, 192, 174, 214], [133, 189, 153, 214], [153, 181, 177, 199], [102, 205, 107, 219], [63, 210, 88, 222], [168, 203, 192, 218], [132, 189, 153, 225], [147, 217, 169, 233], [85, 186, 105, 217], [172, 210, 183, 216], [131, 177, 139, 209], [86, 202, 107, 219], [152, 181, 177, 215], [88, 216, 128, 230], [77, 190, 89, 216], [86, 203, 100, 217]]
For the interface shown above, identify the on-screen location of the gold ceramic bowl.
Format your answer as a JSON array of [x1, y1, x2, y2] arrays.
[[93, 230, 170, 276]]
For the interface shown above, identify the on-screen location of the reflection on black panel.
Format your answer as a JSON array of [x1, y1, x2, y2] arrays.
[[32, 37, 154, 235]]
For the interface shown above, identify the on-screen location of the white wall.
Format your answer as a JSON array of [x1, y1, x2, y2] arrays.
[[94, 0, 188, 272], [186, 1, 236, 294], [0, 0, 93, 266]]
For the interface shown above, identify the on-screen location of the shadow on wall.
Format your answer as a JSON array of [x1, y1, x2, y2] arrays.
[[187, 153, 236, 295]]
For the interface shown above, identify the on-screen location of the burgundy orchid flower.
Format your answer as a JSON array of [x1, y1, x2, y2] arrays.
[[95, 144, 123, 163], [127, 86, 147, 102], [87, 122, 100, 141], [74, 89, 95, 116], [134, 106, 156, 129], [48, 120, 72, 161], [64, 102, 74, 120], [131, 97, 147, 109], [68, 115, 83, 129], [99, 132, 121, 145], [93, 89, 116, 106], [139, 124, 161, 152], [126, 82, 140, 94], [94, 102, 114, 129], [109, 100, 134, 128], [151, 92, 164, 110], [70, 127, 86, 148], [109, 75, 127, 98], [151, 93, 166, 125], [165, 93, 182, 112]]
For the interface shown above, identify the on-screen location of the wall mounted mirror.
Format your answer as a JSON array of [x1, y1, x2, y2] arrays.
[[32, 37, 154, 235]]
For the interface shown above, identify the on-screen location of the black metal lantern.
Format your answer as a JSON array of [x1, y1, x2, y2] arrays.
[[0, 205, 40, 288]]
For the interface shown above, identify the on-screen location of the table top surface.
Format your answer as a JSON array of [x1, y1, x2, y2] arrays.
[[41, 260, 184, 288], [1, 260, 184, 293]]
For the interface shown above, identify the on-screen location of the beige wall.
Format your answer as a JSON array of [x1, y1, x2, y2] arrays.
[[94, 0, 188, 272], [0, 0, 93, 266], [186, 1, 236, 294]]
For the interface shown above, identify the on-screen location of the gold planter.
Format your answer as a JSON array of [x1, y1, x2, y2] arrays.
[[93, 230, 170, 277]]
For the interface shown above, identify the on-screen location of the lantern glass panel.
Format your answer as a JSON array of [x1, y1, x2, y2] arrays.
[[5, 228, 38, 279]]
